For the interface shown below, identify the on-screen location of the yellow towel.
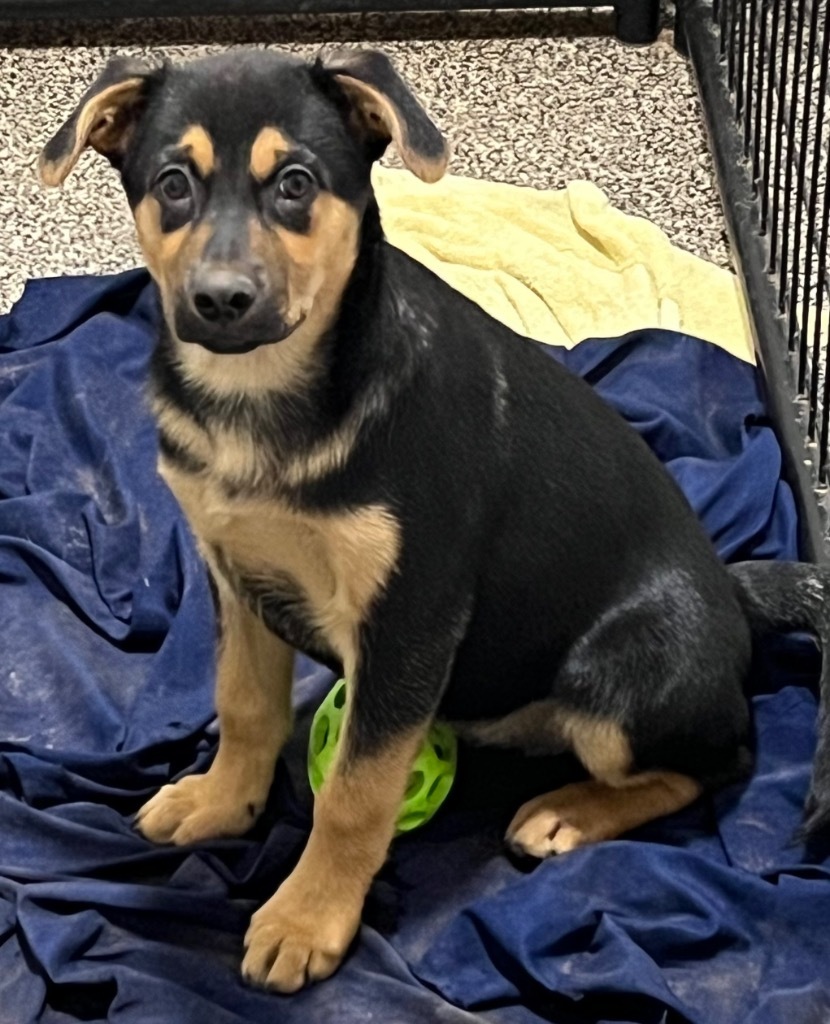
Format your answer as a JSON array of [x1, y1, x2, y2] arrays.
[[372, 167, 754, 365]]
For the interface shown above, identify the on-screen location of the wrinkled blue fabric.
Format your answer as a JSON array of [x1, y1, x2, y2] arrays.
[[0, 269, 826, 1024]]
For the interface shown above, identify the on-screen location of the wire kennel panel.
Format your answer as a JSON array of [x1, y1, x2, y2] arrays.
[[679, 0, 830, 562]]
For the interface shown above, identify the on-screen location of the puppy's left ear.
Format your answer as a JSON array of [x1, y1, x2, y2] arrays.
[[319, 48, 448, 183], [39, 57, 160, 187]]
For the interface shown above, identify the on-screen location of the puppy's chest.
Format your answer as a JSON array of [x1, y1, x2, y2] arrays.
[[158, 442, 401, 669]]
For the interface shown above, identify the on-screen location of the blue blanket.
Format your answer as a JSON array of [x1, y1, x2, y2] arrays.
[[1, 270, 827, 1024]]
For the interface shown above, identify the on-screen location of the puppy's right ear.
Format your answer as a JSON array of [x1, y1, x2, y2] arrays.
[[39, 57, 160, 187]]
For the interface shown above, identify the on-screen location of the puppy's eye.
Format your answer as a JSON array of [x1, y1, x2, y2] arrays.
[[276, 165, 316, 202], [157, 169, 192, 203]]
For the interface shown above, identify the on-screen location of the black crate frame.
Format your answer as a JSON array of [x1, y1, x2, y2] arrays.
[[0, 0, 661, 44], [678, 0, 830, 564]]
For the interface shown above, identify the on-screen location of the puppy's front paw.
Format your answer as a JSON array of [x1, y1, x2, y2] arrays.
[[242, 874, 361, 993], [136, 773, 262, 845]]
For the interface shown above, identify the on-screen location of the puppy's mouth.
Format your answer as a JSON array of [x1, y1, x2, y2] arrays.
[[173, 313, 305, 355]]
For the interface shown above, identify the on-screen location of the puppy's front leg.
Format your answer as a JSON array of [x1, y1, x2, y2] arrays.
[[137, 570, 294, 844], [241, 632, 454, 993]]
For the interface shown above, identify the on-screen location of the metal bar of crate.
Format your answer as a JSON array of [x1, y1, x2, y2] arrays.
[[677, 0, 828, 563], [0, 0, 661, 45]]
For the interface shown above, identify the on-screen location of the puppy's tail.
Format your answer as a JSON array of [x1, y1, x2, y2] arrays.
[[729, 560, 830, 837]]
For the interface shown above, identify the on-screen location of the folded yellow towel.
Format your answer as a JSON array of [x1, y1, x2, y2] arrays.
[[372, 167, 754, 365]]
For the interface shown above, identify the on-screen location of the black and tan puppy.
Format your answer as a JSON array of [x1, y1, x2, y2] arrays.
[[40, 48, 830, 993]]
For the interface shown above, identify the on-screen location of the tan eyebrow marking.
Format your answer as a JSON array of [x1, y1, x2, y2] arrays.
[[179, 125, 215, 177], [250, 126, 292, 181]]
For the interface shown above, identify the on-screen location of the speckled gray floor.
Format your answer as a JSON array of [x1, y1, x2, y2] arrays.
[[0, 8, 729, 313]]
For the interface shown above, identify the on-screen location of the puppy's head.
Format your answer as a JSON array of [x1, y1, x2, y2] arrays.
[[39, 49, 447, 356]]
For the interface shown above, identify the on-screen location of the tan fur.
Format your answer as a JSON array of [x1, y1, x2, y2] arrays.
[[158, 348, 362, 489], [160, 458, 401, 678], [155, 409, 359, 490], [135, 197, 211, 319], [557, 711, 633, 784], [506, 772, 702, 856], [38, 77, 146, 186], [179, 124, 215, 177], [281, 419, 362, 487], [250, 126, 292, 181], [202, 425, 359, 492], [209, 569, 295, 802], [252, 192, 361, 330], [332, 75, 448, 183], [209, 428, 269, 488], [177, 330, 319, 399], [205, 421, 363, 492], [307, 726, 424, 885], [152, 395, 213, 466], [136, 566, 294, 844], [242, 727, 424, 991]]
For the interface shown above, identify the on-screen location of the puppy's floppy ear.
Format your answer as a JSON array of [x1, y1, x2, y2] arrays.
[[319, 48, 448, 183], [39, 57, 160, 187]]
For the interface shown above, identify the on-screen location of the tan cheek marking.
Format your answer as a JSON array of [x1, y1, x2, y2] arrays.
[[135, 193, 181, 282], [250, 126, 291, 181], [274, 194, 361, 323], [249, 194, 359, 329], [275, 193, 359, 268], [179, 124, 215, 177], [134, 195, 211, 305]]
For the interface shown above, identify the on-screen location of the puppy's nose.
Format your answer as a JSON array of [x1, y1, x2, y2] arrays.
[[191, 268, 258, 324]]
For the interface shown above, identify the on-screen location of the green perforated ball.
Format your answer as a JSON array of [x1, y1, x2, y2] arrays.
[[307, 678, 457, 833]]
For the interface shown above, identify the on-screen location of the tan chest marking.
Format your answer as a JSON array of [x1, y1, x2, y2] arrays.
[[153, 381, 375, 492], [161, 459, 400, 676], [153, 396, 214, 465]]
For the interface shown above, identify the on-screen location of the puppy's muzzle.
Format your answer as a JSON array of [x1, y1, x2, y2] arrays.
[[175, 262, 295, 354]]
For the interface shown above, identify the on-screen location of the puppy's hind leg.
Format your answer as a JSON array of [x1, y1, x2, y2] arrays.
[[506, 586, 750, 858], [507, 756, 702, 858]]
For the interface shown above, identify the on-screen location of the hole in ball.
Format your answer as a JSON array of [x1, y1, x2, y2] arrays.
[[312, 715, 330, 756], [427, 775, 444, 798], [399, 810, 426, 830], [406, 770, 425, 799]]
